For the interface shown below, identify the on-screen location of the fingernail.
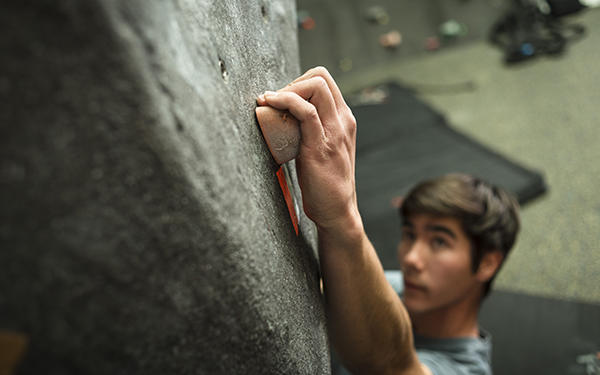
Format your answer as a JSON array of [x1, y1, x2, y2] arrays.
[[264, 91, 278, 98], [258, 94, 265, 101]]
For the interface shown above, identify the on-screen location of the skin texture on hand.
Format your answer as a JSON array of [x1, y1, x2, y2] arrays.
[[257, 67, 429, 375], [256, 67, 359, 231]]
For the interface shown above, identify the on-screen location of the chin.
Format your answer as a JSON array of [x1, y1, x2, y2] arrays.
[[403, 297, 428, 315], [404, 294, 446, 317]]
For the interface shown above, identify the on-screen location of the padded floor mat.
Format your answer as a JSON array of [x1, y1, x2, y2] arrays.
[[350, 83, 547, 269], [480, 291, 600, 375]]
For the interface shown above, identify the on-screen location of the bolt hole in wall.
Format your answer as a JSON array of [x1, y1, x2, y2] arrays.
[[262, 5, 269, 23], [218, 57, 228, 82], [175, 116, 184, 132]]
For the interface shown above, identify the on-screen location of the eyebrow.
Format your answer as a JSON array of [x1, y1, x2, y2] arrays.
[[426, 225, 457, 239], [401, 221, 457, 239]]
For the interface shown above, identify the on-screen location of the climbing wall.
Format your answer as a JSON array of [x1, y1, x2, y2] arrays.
[[0, 0, 328, 374]]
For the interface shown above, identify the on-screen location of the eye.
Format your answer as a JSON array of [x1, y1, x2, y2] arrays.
[[432, 237, 449, 248], [401, 230, 415, 242]]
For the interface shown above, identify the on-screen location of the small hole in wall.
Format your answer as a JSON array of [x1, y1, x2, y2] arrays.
[[261, 6, 268, 23], [176, 118, 184, 132], [219, 58, 228, 81], [172, 106, 185, 132], [219, 57, 229, 82]]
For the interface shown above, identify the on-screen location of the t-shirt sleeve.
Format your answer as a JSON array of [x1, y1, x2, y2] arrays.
[[417, 349, 492, 375], [417, 350, 471, 375]]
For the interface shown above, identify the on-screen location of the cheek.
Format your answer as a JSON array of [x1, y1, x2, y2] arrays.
[[428, 253, 473, 290], [397, 242, 407, 260]]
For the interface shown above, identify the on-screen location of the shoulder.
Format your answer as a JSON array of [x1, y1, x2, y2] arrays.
[[415, 330, 493, 375], [383, 271, 493, 375]]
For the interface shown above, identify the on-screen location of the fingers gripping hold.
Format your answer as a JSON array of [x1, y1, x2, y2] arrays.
[[255, 67, 356, 167], [262, 91, 325, 148], [255, 67, 359, 229], [281, 77, 337, 125], [291, 67, 348, 109]]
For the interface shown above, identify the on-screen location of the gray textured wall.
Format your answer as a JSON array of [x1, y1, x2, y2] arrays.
[[0, 0, 328, 374]]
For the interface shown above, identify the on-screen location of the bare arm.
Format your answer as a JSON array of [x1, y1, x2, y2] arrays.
[[257, 67, 429, 375], [318, 217, 423, 374]]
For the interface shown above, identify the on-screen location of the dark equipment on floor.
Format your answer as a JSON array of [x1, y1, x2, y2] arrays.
[[489, 0, 586, 63]]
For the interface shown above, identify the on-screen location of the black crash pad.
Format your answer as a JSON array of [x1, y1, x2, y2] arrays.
[[351, 83, 547, 270], [480, 290, 600, 375]]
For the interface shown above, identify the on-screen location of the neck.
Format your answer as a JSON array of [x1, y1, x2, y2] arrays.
[[410, 290, 481, 339]]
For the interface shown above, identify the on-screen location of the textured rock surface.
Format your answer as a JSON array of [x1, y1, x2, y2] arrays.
[[0, 0, 328, 374]]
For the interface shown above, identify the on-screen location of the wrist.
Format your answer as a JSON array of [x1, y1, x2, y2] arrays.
[[316, 206, 367, 250]]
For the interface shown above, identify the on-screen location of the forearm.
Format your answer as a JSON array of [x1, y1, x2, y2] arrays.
[[318, 213, 418, 374], [256, 67, 426, 374]]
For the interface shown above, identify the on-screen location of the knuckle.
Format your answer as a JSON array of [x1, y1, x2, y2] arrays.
[[306, 104, 320, 121], [311, 66, 331, 79], [347, 113, 357, 129], [275, 91, 292, 102], [342, 111, 357, 133], [312, 76, 328, 90]]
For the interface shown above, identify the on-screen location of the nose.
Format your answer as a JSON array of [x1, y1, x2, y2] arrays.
[[399, 240, 426, 272]]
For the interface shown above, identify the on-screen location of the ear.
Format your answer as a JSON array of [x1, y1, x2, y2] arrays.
[[475, 250, 504, 283], [390, 196, 403, 209]]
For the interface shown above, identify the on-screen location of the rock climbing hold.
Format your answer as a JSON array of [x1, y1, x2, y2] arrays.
[[379, 30, 402, 49], [424, 36, 442, 51], [297, 10, 316, 30], [365, 6, 390, 25], [256, 106, 301, 165]]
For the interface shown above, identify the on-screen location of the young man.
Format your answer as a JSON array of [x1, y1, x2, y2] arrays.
[[387, 173, 520, 374], [256, 68, 520, 375]]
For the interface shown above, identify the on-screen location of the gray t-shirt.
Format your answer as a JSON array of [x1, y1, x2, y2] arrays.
[[385, 271, 493, 375]]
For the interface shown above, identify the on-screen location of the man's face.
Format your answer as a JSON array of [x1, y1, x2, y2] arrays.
[[398, 213, 481, 316]]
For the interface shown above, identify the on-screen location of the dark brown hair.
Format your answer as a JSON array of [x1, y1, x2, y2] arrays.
[[400, 173, 520, 298]]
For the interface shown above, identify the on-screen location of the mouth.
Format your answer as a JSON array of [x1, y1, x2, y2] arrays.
[[404, 280, 426, 292]]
